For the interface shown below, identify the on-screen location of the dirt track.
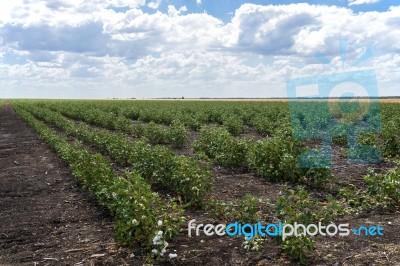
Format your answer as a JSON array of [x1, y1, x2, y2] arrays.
[[0, 103, 132, 265]]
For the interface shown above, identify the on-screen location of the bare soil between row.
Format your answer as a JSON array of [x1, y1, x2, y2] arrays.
[[1, 103, 399, 265], [0, 104, 133, 265]]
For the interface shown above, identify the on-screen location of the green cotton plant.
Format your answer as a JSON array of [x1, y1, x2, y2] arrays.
[[112, 172, 184, 247], [193, 126, 250, 168], [185, 116, 202, 131], [381, 119, 400, 158], [114, 115, 134, 134], [70, 150, 116, 200], [364, 166, 400, 208], [144, 122, 168, 144], [128, 142, 175, 179], [222, 115, 244, 136], [12, 105, 185, 251], [276, 186, 343, 225], [21, 104, 212, 205], [169, 156, 213, 204], [206, 195, 271, 254], [166, 120, 189, 148], [242, 236, 265, 251], [131, 145, 212, 204], [70, 151, 184, 247], [136, 120, 188, 148], [339, 185, 378, 210], [281, 236, 315, 265], [247, 137, 303, 182], [247, 137, 331, 184], [275, 188, 317, 264], [206, 194, 269, 223], [249, 115, 282, 137], [41, 102, 129, 134], [133, 120, 188, 148], [275, 186, 346, 264], [133, 123, 146, 138]]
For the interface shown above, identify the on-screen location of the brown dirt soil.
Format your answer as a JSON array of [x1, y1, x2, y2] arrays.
[[0, 104, 134, 265], [1, 102, 399, 266], [164, 143, 400, 265]]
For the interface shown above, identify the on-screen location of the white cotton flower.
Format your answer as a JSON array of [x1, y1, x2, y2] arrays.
[[131, 219, 139, 226], [169, 253, 178, 258], [152, 235, 162, 245], [158, 220, 163, 226], [151, 249, 158, 254], [152, 232, 164, 244]]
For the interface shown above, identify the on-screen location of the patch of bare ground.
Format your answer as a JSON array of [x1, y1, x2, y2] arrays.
[[210, 166, 286, 202], [303, 143, 400, 266], [0, 103, 135, 265], [10, 105, 400, 265], [314, 212, 400, 266], [330, 145, 395, 190]]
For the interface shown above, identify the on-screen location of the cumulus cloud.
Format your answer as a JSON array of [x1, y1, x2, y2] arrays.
[[103, 8, 224, 57], [228, 4, 318, 55], [226, 3, 400, 57], [2, 2, 399, 58], [0, 1, 399, 98], [0, 22, 108, 55], [167, 5, 188, 17], [127, 51, 272, 82], [147, 0, 161, 9], [348, 0, 380, 6]]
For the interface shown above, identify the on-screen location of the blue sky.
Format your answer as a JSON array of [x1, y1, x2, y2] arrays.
[[0, 0, 399, 98], [151, 0, 399, 22]]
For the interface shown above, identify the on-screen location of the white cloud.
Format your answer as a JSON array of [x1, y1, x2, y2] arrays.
[[348, 0, 380, 6], [107, 0, 146, 8], [147, 0, 161, 9], [225, 3, 400, 58], [167, 5, 188, 17], [127, 51, 272, 82], [2, 2, 399, 58], [0, 2, 399, 98]]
